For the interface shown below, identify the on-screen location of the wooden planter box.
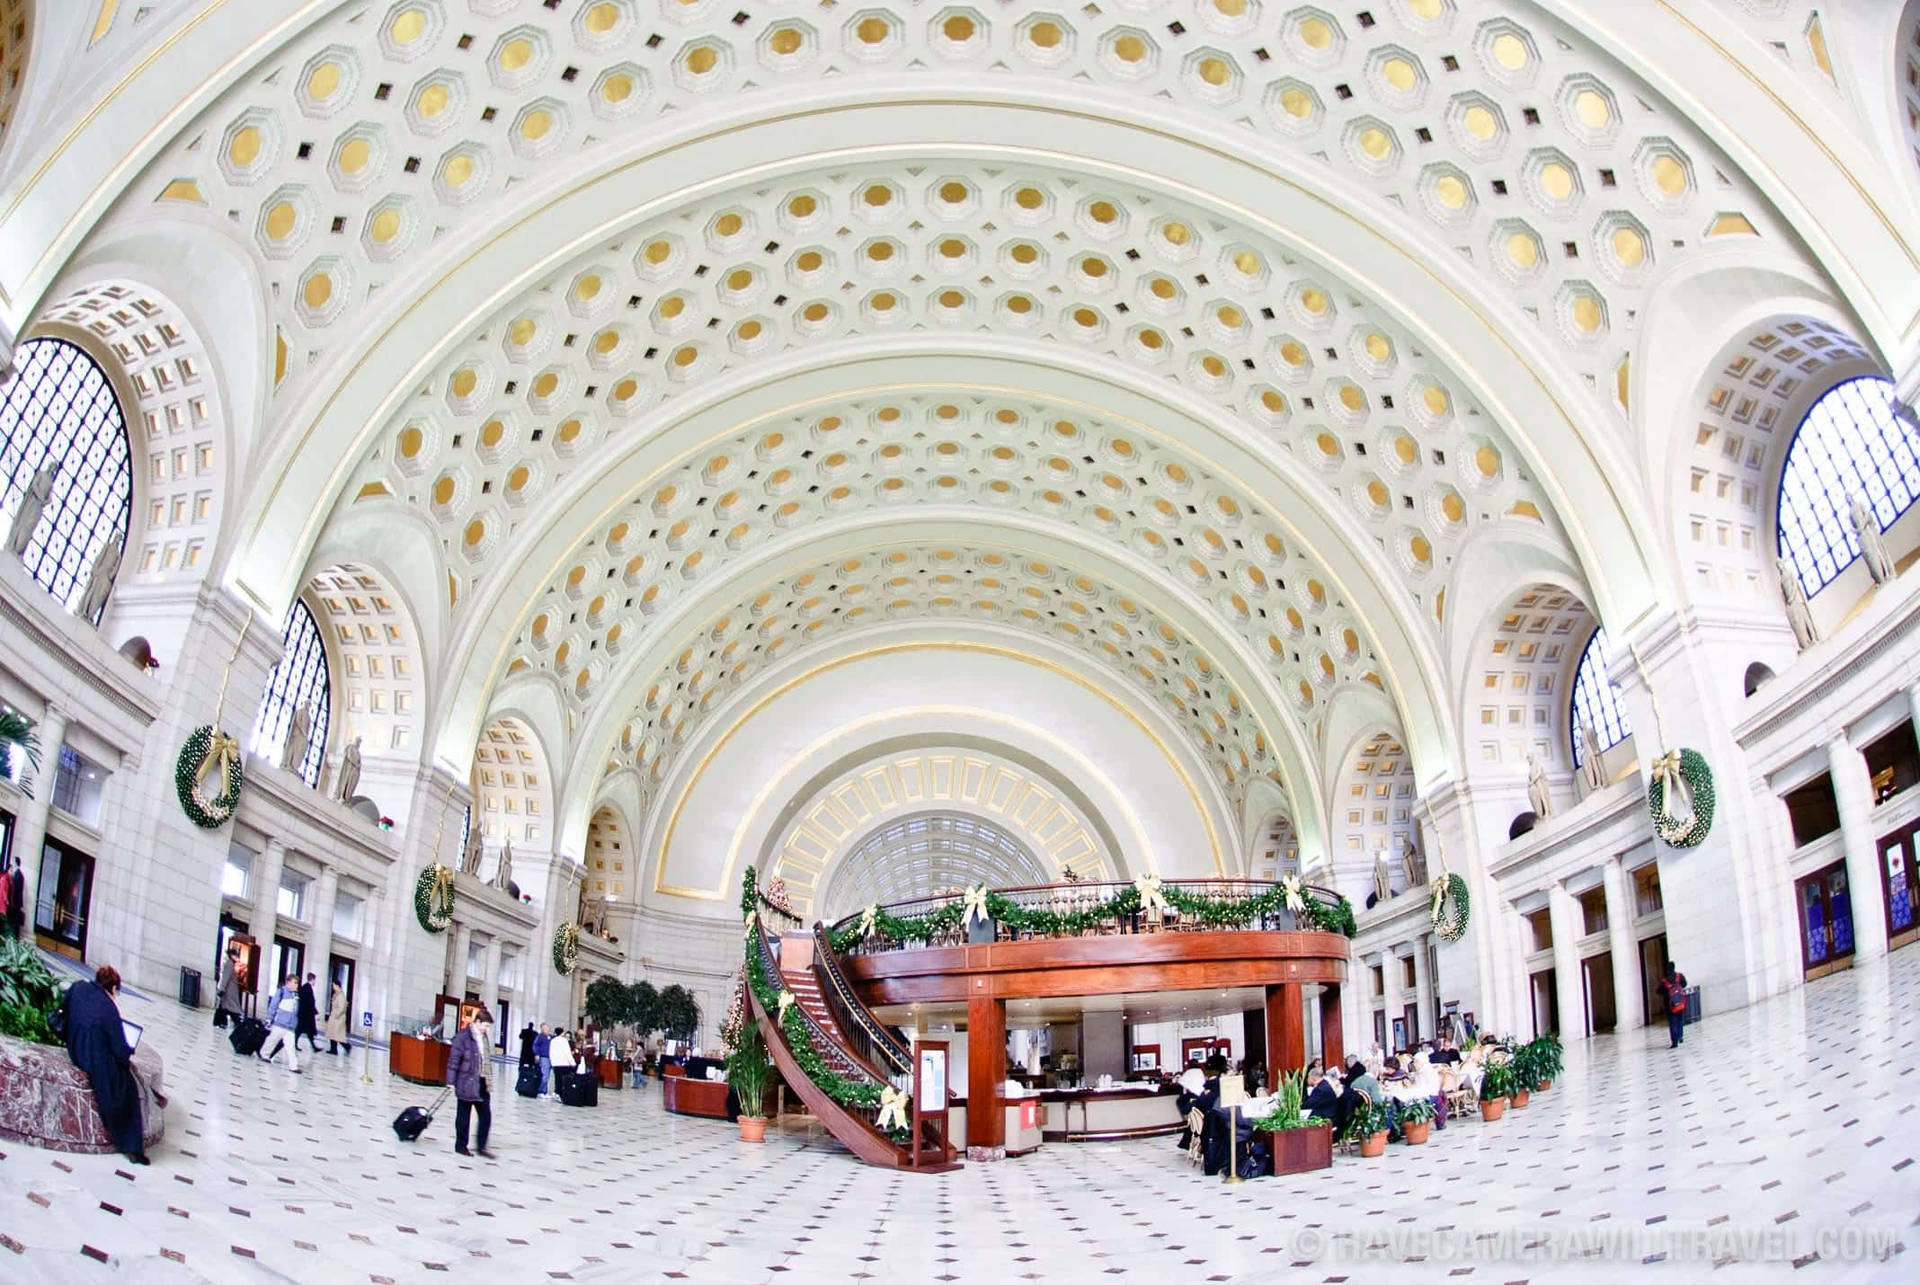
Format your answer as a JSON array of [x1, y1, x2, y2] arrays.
[[1257, 1122, 1333, 1175]]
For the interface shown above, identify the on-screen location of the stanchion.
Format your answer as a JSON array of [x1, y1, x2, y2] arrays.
[[360, 1010, 374, 1084], [1224, 1104, 1244, 1184]]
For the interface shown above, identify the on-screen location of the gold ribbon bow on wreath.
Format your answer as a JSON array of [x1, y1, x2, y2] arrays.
[[876, 1084, 911, 1133], [858, 904, 879, 939], [1650, 749, 1697, 830], [961, 884, 992, 927], [1133, 874, 1167, 917], [194, 731, 240, 808], [1280, 874, 1307, 914]]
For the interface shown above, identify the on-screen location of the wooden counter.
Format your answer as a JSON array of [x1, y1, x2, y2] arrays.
[[1037, 1085, 1183, 1141], [662, 1073, 732, 1120], [388, 1034, 450, 1086], [598, 1057, 624, 1089]]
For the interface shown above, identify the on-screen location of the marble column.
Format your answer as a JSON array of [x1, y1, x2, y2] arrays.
[[1828, 734, 1889, 960], [1600, 858, 1643, 1032], [247, 838, 287, 1002], [1908, 683, 1920, 745], [8, 702, 68, 933], [1547, 884, 1584, 1040], [1378, 950, 1402, 1051], [305, 867, 338, 997], [448, 921, 473, 999], [481, 935, 504, 1023], [1410, 933, 1433, 1044]]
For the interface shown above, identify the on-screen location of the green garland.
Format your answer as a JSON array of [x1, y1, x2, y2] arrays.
[[826, 878, 1358, 953], [175, 724, 243, 828], [1430, 872, 1470, 942], [553, 922, 580, 977], [413, 864, 455, 934], [1647, 748, 1715, 849]]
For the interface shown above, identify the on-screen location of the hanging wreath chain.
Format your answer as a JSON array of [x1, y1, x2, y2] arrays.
[[1647, 748, 1716, 849], [413, 864, 455, 934], [553, 922, 581, 977], [1430, 872, 1471, 942], [175, 724, 244, 829]]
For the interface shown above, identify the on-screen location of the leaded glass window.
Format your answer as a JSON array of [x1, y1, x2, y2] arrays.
[[1777, 376, 1920, 596], [250, 599, 331, 787], [0, 338, 133, 617], [1570, 627, 1631, 766]]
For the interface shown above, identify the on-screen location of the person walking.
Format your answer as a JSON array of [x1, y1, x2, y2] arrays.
[[212, 944, 243, 1029], [257, 974, 302, 1073], [58, 965, 150, 1165], [446, 1008, 494, 1158], [518, 1021, 537, 1068], [325, 980, 349, 1054], [1660, 961, 1689, 1049], [548, 1026, 574, 1102], [295, 972, 321, 1053], [534, 1024, 553, 1098]]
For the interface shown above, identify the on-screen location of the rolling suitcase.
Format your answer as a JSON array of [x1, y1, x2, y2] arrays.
[[228, 1017, 268, 1056], [515, 1062, 540, 1098], [393, 1088, 452, 1142]]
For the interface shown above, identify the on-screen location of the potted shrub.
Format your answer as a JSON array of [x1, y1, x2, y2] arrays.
[[1477, 1058, 1514, 1121], [1531, 1034, 1562, 1091], [1397, 1094, 1435, 1145], [728, 1023, 774, 1142], [1348, 1099, 1390, 1158], [1508, 1045, 1536, 1108], [1251, 1070, 1333, 1174], [0, 937, 66, 1045]]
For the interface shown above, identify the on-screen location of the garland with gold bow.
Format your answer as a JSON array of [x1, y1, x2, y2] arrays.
[[552, 922, 581, 976], [1625, 642, 1715, 849], [1133, 874, 1167, 918], [875, 1084, 911, 1133], [1422, 798, 1470, 942], [1280, 873, 1307, 915], [174, 617, 253, 829], [960, 884, 992, 927], [414, 863, 456, 934]]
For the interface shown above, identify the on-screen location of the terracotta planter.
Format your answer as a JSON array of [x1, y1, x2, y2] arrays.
[[1536, 1080, 1551, 1091], [738, 1115, 768, 1143], [1359, 1129, 1388, 1158], [1512, 1088, 1532, 1108], [1259, 1123, 1333, 1175], [1401, 1120, 1431, 1145], [1480, 1096, 1508, 1121]]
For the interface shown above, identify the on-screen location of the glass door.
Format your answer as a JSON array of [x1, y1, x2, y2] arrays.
[[1879, 823, 1920, 951], [1797, 860, 1855, 978], [34, 838, 94, 958]]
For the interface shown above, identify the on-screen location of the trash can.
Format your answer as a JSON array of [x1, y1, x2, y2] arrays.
[[1683, 985, 1701, 1026], [178, 966, 201, 1008]]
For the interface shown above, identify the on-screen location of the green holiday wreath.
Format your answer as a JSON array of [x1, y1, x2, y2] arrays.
[[175, 725, 244, 829], [1429, 871, 1471, 942], [414, 864, 455, 934], [553, 922, 580, 977], [1647, 748, 1715, 849]]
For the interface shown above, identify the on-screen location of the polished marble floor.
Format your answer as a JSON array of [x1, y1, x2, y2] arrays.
[[3, 947, 1916, 1284]]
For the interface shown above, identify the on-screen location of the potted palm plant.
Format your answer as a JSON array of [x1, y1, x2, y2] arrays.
[[1348, 1099, 1390, 1158], [1531, 1034, 1562, 1090], [1477, 1058, 1515, 1121], [728, 1023, 774, 1142], [1397, 1094, 1435, 1145], [1508, 1044, 1536, 1108], [1251, 1070, 1333, 1174]]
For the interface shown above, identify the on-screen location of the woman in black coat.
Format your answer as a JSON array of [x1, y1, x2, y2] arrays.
[[61, 966, 148, 1164]]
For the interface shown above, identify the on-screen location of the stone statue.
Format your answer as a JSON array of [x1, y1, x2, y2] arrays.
[[492, 838, 514, 892], [1851, 495, 1896, 585], [7, 464, 56, 556], [576, 874, 595, 930], [1526, 753, 1553, 819], [1777, 556, 1818, 651], [1371, 853, 1392, 905], [461, 822, 484, 877], [281, 704, 311, 774], [1579, 722, 1607, 792], [77, 539, 122, 622], [335, 735, 363, 803], [1399, 841, 1423, 890]]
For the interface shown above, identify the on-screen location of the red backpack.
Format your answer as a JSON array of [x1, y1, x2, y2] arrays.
[[1667, 973, 1687, 1013]]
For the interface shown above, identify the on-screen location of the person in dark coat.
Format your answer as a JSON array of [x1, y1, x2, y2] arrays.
[[212, 945, 243, 1028], [518, 1022, 537, 1067], [446, 1008, 494, 1157], [295, 973, 320, 1053], [60, 965, 148, 1164], [1303, 1067, 1340, 1122]]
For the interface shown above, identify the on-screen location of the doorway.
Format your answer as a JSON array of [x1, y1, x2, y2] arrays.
[[1637, 934, 1669, 1025], [1796, 860, 1855, 979], [33, 838, 94, 959], [1581, 952, 1617, 1035], [1528, 968, 1558, 1038], [1879, 822, 1919, 952], [270, 936, 306, 991], [328, 954, 357, 1035]]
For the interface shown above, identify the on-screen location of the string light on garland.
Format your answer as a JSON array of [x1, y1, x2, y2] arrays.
[[1430, 872, 1470, 942], [413, 864, 455, 933], [175, 724, 243, 829], [1647, 747, 1715, 849]]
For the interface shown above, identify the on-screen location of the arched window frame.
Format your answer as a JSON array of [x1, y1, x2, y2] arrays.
[[250, 598, 332, 788], [1569, 627, 1631, 767], [0, 337, 134, 618], [1776, 375, 1920, 597]]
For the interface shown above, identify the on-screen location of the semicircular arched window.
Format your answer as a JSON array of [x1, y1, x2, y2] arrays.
[[1777, 375, 1920, 596], [249, 599, 332, 788], [0, 338, 133, 617], [1569, 627, 1631, 767]]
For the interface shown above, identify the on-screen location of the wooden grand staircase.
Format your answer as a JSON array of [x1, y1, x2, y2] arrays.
[[748, 909, 955, 1170]]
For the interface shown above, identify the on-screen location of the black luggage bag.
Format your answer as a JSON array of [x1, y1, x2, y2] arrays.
[[228, 1017, 268, 1056], [393, 1088, 453, 1142], [515, 1062, 540, 1098], [562, 1070, 599, 1107]]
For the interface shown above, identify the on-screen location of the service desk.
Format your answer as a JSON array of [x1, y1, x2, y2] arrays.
[[663, 1074, 733, 1120], [388, 1034, 450, 1086], [1039, 1085, 1183, 1141], [598, 1057, 624, 1089]]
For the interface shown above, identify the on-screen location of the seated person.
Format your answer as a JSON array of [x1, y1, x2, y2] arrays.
[[1430, 1036, 1462, 1066], [1174, 1062, 1208, 1148], [1337, 1059, 1383, 1137], [1303, 1068, 1339, 1122]]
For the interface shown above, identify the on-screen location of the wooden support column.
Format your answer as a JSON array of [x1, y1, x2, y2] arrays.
[[1319, 982, 1344, 1069], [966, 990, 1006, 1160], [1265, 981, 1305, 1077]]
